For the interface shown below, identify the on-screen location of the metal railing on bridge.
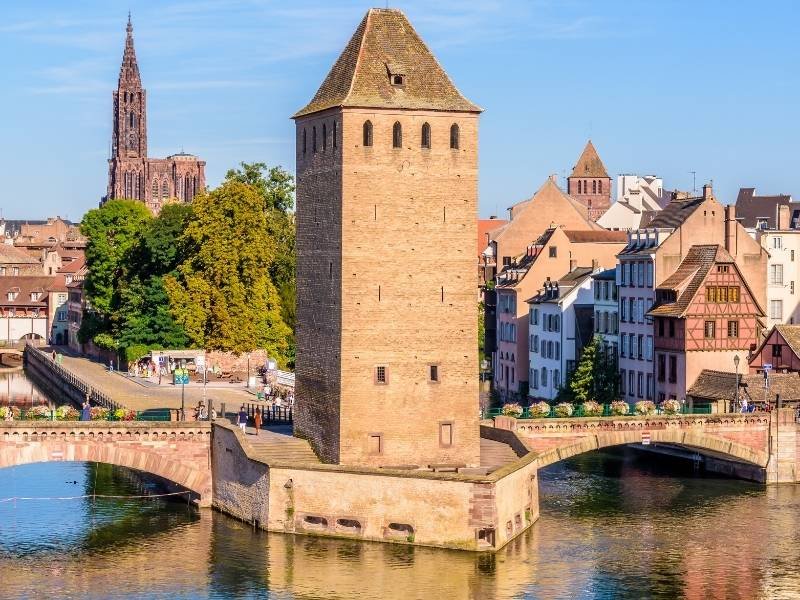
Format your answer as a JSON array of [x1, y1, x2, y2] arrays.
[[483, 403, 714, 420], [24, 345, 122, 413]]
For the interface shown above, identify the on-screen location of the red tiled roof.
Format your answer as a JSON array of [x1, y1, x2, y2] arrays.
[[647, 245, 728, 317], [0, 276, 54, 306], [0, 244, 39, 265], [569, 140, 609, 179]]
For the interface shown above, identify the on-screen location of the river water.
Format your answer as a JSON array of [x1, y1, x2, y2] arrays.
[[2, 369, 800, 599]]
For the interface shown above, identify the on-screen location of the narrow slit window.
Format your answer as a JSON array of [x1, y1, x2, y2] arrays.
[[450, 123, 459, 149], [392, 121, 402, 148], [322, 123, 327, 151], [333, 121, 337, 148], [312, 126, 317, 153], [363, 120, 373, 147], [429, 365, 439, 382], [421, 122, 431, 149], [303, 128, 307, 155]]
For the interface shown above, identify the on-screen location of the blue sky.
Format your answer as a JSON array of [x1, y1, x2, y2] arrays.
[[1, 0, 799, 221]]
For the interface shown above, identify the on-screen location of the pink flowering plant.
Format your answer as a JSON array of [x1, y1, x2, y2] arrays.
[[634, 400, 656, 415], [26, 405, 52, 420], [610, 401, 630, 416], [0, 406, 21, 419], [90, 407, 110, 421], [55, 405, 80, 421], [501, 403, 523, 418], [528, 401, 551, 418]]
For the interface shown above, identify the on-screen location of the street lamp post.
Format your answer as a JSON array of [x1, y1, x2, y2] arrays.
[[733, 355, 740, 414], [181, 378, 186, 422]]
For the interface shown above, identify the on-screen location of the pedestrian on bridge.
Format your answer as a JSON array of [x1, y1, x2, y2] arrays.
[[237, 406, 248, 434], [81, 398, 91, 422], [254, 407, 262, 434]]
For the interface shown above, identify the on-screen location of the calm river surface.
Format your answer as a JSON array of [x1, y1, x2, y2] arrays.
[[2, 369, 800, 599]]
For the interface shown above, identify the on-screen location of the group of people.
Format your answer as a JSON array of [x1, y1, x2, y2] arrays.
[[237, 405, 263, 434], [192, 400, 217, 421], [260, 383, 294, 409]]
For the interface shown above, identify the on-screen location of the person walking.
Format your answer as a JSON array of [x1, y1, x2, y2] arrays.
[[254, 407, 262, 435], [81, 398, 91, 421], [237, 405, 248, 434], [4, 407, 13, 422]]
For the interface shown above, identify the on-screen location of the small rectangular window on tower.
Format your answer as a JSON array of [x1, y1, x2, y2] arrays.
[[375, 365, 387, 385], [429, 364, 439, 382], [439, 422, 453, 448], [368, 434, 383, 455]]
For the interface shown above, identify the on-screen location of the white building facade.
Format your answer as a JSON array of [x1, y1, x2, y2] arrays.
[[527, 268, 595, 401], [592, 268, 619, 358], [597, 175, 665, 231], [758, 229, 800, 328]]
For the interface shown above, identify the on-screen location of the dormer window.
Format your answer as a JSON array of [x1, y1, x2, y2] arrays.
[[386, 63, 406, 87], [31, 292, 40, 301], [392, 74, 405, 86]]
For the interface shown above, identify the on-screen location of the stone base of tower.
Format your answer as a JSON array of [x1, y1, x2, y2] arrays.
[[211, 422, 538, 552]]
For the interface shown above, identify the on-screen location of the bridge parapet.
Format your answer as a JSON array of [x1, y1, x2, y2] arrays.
[[0, 422, 212, 505]]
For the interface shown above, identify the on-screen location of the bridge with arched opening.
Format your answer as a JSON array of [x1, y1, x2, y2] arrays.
[[0, 421, 212, 505]]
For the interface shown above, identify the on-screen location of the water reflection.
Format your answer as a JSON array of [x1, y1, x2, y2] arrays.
[[0, 367, 51, 408], [0, 449, 799, 599]]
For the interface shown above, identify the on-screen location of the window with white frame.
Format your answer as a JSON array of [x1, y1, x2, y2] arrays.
[[646, 335, 653, 360], [541, 367, 548, 387], [620, 333, 627, 357], [773, 236, 782, 249], [770, 299, 784, 320], [770, 264, 784, 286], [646, 263, 653, 287]]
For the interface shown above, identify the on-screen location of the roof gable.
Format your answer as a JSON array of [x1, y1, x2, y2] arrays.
[[294, 9, 480, 118], [569, 140, 609, 179]]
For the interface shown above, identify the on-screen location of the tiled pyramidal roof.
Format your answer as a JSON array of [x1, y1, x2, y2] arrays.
[[293, 8, 481, 117], [570, 140, 609, 178]]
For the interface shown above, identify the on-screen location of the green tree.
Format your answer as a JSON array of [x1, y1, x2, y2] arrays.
[[570, 335, 600, 403], [225, 161, 295, 213], [79, 200, 153, 346], [568, 335, 619, 404], [165, 180, 291, 360]]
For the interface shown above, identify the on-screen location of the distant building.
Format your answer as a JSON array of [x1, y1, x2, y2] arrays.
[[689, 369, 800, 412], [749, 325, 800, 374], [756, 229, 800, 328], [648, 245, 764, 402], [527, 267, 597, 401], [0, 276, 52, 343], [105, 17, 206, 215], [597, 175, 665, 231], [566, 140, 612, 221], [478, 216, 507, 287], [0, 244, 44, 277], [735, 187, 797, 232], [592, 268, 619, 360], [493, 228, 626, 400]]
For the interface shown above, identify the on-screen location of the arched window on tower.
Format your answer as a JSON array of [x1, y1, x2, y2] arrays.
[[421, 122, 431, 149], [322, 123, 327, 151], [129, 112, 135, 128], [363, 120, 373, 147], [333, 121, 337, 148], [176, 177, 183, 201], [151, 179, 159, 201], [185, 175, 191, 201], [592, 180, 597, 194], [450, 123, 459, 149], [161, 180, 169, 200], [134, 172, 141, 199], [392, 122, 402, 148], [598, 180, 603, 194]]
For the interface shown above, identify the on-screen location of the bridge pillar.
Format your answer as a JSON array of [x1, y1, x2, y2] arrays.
[[766, 408, 798, 484]]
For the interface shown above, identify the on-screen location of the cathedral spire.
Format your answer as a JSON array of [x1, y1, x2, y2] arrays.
[[119, 13, 140, 86]]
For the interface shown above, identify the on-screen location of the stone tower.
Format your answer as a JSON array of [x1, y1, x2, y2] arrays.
[[566, 140, 612, 221], [293, 8, 481, 468], [105, 16, 206, 214]]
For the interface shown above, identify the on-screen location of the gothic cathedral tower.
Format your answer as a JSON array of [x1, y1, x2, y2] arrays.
[[113, 15, 147, 161], [293, 9, 481, 468], [105, 16, 205, 214]]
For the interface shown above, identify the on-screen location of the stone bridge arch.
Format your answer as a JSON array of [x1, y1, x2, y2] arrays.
[[532, 427, 769, 470], [0, 423, 212, 505]]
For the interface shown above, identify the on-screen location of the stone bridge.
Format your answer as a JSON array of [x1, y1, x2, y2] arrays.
[[494, 409, 800, 484], [0, 422, 213, 505]]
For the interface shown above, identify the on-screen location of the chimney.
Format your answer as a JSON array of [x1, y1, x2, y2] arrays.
[[592, 258, 599, 270], [702, 183, 713, 200], [724, 204, 738, 257], [778, 204, 790, 230], [549, 174, 558, 184], [569, 258, 578, 271]]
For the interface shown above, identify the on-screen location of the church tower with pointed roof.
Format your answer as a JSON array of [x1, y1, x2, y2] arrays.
[[566, 140, 612, 221], [293, 8, 481, 467], [105, 16, 206, 214]]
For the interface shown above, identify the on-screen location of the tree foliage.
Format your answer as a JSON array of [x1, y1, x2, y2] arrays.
[[165, 180, 291, 360], [568, 335, 619, 404]]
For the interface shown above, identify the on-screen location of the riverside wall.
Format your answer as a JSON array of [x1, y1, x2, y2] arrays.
[[211, 423, 538, 552]]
